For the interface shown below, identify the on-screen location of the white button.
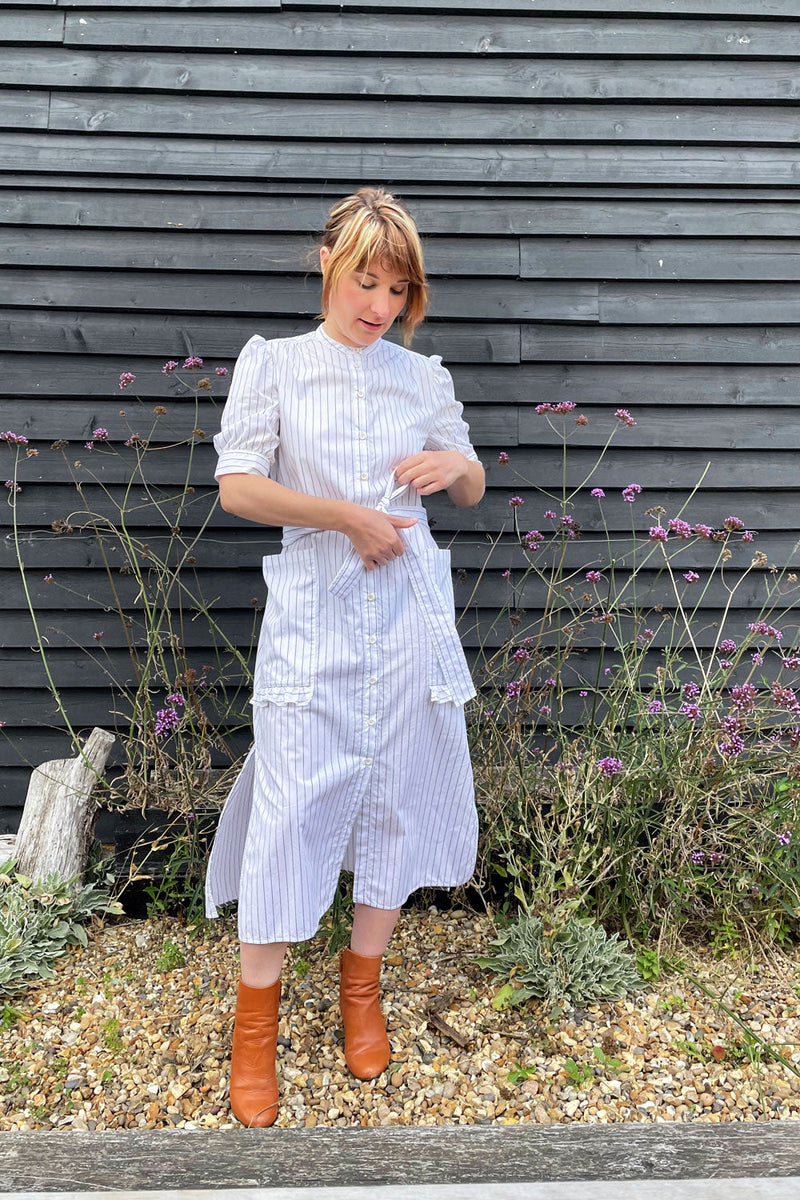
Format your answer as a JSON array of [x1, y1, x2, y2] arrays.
[[368, 675, 377, 684], [355, 390, 364, 398], [367, 717, 376, 726], [366, 592, 375, 601], [364, 756, 372, 766], [367, 635, 377, 644], [359, 432, 367, 441], [360, 472, 368, 480]]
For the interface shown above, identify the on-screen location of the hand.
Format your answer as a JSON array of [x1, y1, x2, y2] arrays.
[[342, 506, 418, 570], [393, 451, 467, 496]]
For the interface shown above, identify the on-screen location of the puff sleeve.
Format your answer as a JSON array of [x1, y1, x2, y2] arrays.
[[423, 355, 480, 462], [213, 334, 280, 480]]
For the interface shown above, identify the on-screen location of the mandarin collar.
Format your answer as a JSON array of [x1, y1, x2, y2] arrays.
[[314, 324, 384, 360]]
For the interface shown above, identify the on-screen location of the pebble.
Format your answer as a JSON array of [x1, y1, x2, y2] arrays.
[[2, 909, 800, 1130]]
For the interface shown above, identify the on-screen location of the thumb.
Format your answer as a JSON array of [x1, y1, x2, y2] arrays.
[[388, 515, 419, 527]]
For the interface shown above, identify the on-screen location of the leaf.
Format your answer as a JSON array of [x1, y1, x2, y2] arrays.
[[14, 875, 32, 889], [491, 983, 516, 1011], [72, 925, 89, 947]]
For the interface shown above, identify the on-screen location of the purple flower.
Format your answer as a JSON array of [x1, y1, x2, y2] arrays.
[[497, 451, 509, 464], [719, 734, 745, 759], [668, 518, 692, 539], [4, 480, 20, 492], [649, 526, 668, 542], [586, 570, 602, 583], [535, 403, 552, 414], [166, 692, 186, 707], [708, 851, 725, 866], [614, 408, 636, 427], [647, 700, 663, 714], [683, 571, 700, 583], [778, 830, 792, 846], [597, 756, 623, 778], [721, 715, 742, 734], [512, 648, 530, 661], [162, 360, 179, 374], [683, 681, 700, 698], [92, 631, 103, 641], [509, 496, 524, 508], [591, 488, 605, 499], [502, 569, 510, 578], [752, 652, 764, 666], [538, 705, 551, 717], [742, 531, 754, 542], [622, 484, 642, 503], [44, 573, 53, 582], [680, 702, 701, 722], [691, 850, 705, 864], [718, 659, 733, 670], [552, 401, 576, 414], [544, 678, 556, 688], [155, 706, 180, 737], [119, 372, 135, 389], [215, 366, 228, 377], [92, 427, 109, 441], [0, 431, 28, 445], [84, 441, 95, 451], [544, 509, 557, 520], [719, 639, 737, 654], [505, 681, 521, 699], [782, 655, 800, 671], [579, 690, 588, 698], [642, 628, 654, 639], [575, 414, 588, 426], [731, 683, 757, 713], [182, 356, 203, 369], [523, 530, 543, 551], [724, 516, 745, 532], [693, 524, 713, 539], [748, 620, 783, 642]]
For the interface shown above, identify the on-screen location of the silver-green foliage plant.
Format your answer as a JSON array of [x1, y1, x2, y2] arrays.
[[0, 858, 123, 997], [477, 912, 644, 1010]]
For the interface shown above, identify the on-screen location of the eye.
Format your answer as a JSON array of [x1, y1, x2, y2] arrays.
[[391, 286, 407, 296]]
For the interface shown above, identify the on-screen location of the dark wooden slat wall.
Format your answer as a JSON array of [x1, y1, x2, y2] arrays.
[[1, 0, 799, 823]]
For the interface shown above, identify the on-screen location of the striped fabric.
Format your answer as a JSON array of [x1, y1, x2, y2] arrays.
[[204, 325, 481, 943]]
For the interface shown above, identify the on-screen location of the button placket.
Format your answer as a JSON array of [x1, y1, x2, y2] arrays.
[[361, 572, 381, 764]]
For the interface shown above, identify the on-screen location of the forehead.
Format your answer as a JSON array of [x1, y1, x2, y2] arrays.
[[356, 258, 409, 283]]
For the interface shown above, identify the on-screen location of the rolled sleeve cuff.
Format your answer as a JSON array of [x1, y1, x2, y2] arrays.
[[214, 449, 273, 479]]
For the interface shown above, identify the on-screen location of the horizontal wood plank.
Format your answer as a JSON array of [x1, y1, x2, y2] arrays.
[[0, 229, 520, 276], [5, 190, 800, 236], [523, 237, 800, 281], [4, 359, 800, 408], [0, 13, 63, 40], [61, 12, 800, 58], [3, 134, 799, 186], [0, 311, 521, 363], [45, 94, 800, 145], [7, 50, 800, 103], [523, 325, 800, 362]]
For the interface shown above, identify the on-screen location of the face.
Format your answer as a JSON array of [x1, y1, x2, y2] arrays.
[[320, 247, 409, 348]]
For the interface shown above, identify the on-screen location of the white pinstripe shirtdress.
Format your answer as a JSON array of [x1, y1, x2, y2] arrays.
[[204, 325, 480, 943]]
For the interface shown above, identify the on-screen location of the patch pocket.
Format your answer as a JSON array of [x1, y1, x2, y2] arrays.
[[406, 546, 476, 706], [253, 548, 318, 706]]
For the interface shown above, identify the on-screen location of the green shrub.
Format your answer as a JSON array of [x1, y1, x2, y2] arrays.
[[477, 912, 644, 1011], [0, 858, 122, 997]]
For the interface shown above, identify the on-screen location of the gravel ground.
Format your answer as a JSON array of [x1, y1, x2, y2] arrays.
[[2, 907, 800, 1131]]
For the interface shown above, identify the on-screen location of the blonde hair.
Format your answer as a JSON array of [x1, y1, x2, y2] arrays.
[[319, 187, 428, 345]]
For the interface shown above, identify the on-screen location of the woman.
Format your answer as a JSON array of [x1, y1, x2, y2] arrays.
[[205, 186, 485, 1126]]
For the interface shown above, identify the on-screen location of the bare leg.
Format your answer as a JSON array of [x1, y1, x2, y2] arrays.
[[240, 941, 288, 988], [350, 903, 402, 957]]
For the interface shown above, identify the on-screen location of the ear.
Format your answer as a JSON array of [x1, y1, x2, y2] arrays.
[[319, 245, 330, 273]]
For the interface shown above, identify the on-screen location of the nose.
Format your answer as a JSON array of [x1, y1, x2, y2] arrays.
[[369, 289, 392, 319]]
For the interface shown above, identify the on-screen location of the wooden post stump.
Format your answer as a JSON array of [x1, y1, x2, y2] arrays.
[[15, 727, 116, 884]]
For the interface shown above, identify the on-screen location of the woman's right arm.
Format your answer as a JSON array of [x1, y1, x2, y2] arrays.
[[217, 473, 417, 568]]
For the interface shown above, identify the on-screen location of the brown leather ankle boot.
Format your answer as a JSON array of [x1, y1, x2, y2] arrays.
[[229, 977, 281, 1127], [339, 947, 390, 1080]]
